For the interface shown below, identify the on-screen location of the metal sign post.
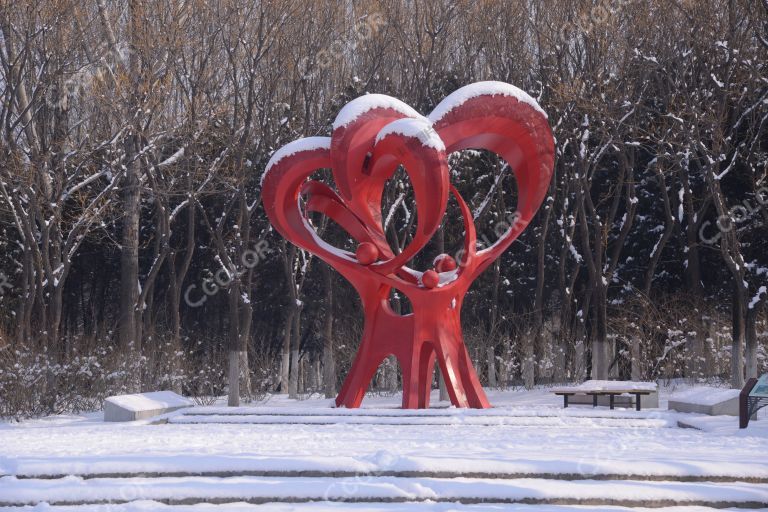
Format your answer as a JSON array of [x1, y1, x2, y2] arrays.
[[740, 375, 768, 428]]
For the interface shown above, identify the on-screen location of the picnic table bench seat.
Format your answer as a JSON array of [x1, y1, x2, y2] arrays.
[[553, 380, 658, 411]]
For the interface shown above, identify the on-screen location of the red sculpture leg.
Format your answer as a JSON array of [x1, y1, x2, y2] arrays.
[[417, 344, 437, 409], [334, 330, 383, 409], [262, 82, 555, 409], [335, 297, 413, 409], [436, 314, 490, 409], [398, 343, 422, 410]]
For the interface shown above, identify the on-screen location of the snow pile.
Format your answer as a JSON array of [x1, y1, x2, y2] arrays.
[[428, 81, 547, 123], [104, 391, 193, 413], [333, 94, 424, 130], [375, 118, 445, 151], [261, 137, 331, 185], [668, 387, 741, 406], [437, 268, 459, 287]]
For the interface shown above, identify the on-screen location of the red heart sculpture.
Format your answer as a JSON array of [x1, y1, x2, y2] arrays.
[[262, 82, 554, 408]]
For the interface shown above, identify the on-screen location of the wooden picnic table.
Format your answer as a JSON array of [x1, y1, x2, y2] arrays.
[[553, 385, 654, 411]]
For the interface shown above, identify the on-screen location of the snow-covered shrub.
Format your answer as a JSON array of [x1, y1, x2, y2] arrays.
[[0, 343, 125, 419], [0, 336, 235, 419]]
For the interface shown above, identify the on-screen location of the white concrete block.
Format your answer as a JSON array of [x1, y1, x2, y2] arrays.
[[104, 391, 194, 422], [668, 387, 741, 416]]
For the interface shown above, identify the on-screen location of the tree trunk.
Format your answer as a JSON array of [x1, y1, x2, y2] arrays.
[[239, 349, 251, 401], [573, 335, 587, 381], [119, 134, 141, 385], [167, 202, 195, 394], [532, 181, 554, 384], [731, 282, 746, 388], [119, 1, 143, 393], [322, 264, 336, 398], [523, 337, 535, 389], [288, 304, 303, 398], [630, 337, 642, 381], [16, 252, 31, 344], [239, 283, 254, 401], [280, 308, 294, 393], [168, 275, 183, 394], [228, 350, 240, 406], [682, 168, 704, 382], [745, 305, 758, 380], [592, 287, 609, 380], [387, 356, 399, 392], [486, 346, 497, 388], [388, 291, 402, 393], [686, 330, 705, 383], [551, 316, 566, 382], [227, 283, 242, 406]]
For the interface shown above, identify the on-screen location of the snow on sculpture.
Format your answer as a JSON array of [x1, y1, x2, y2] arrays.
[[262, 81, 555, 408]]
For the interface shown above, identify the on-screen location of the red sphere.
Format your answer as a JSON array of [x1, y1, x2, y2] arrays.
[[422, 269, 440, 289], [434, 254, 457, 273], [355, 242, 379, 265]]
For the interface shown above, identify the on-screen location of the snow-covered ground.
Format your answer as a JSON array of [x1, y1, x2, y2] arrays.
[[1, 386, 767, 511]]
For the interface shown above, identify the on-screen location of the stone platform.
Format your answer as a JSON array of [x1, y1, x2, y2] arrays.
[[103, 391, 194, 422], [668, 387, 741, 416]]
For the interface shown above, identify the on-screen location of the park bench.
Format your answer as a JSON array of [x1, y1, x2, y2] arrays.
[[553, 380, 658, 411]]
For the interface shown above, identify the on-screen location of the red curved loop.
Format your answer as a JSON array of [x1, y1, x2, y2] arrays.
[[449, 184, 477, 269], [261, 137, 357, 269], [366, 119, 450, 275], [301, 182, 392, 258], [430, 84, 555, 270], [331, 94, 423, 232]]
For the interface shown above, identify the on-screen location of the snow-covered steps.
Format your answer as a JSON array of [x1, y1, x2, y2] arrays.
[[6, 458, 768, 486], [3, 390, 766, 510], [1, 475, 768, 508], [164, 405, 681, 428], [179, 405, 673, 418], [7, 455, 768, 483], [0, 502, 765, 512], [168, 413, 673, 428]]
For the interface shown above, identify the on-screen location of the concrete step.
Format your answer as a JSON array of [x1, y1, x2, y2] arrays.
[[167, 413, 671, 428], [0, 501, 763, 512], [2, 474, 767, 508]]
